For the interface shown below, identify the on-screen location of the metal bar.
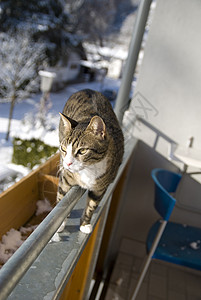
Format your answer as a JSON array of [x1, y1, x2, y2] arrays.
[[0, 186, 85, 300], [153, 135, 159, 150], [114, 0, 153, 124], [183, 137, 194, 173], [130, 220, 167, 300], [137, 116, 177, 146]]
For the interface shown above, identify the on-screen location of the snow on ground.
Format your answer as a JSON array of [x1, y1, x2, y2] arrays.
[[0, 77, 122, 192]]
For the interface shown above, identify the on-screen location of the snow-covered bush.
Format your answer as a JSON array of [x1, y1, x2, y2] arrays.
[[12, 138, 58, 169]]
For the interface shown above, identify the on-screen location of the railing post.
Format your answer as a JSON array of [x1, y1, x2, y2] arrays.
[[114, 0, 153, 124], [153, 135, 159, 150]]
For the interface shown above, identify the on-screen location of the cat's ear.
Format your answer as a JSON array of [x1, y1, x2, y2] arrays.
[[59, 113, 78, 131], [87, 116, 106, 139]]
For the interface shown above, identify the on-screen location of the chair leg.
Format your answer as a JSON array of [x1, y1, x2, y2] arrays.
[[130, 220, 167, 300], [130, 252, 153, 299]]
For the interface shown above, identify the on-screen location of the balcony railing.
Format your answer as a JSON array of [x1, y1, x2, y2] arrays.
[[0, 1, 153, 298], [0, 129, 137, 300]]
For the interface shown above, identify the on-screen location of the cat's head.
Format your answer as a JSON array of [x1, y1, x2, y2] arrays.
[[59, 113, 109, 173]]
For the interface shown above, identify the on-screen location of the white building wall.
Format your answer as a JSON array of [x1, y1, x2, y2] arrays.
[[132, 0, 201, 150]]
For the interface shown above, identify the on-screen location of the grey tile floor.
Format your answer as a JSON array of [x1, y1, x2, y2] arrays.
[[105, 238, 201, 300]]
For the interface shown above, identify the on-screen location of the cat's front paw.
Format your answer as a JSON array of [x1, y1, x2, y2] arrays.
[[50, 232, 61, 242], [57, 219, 67, 233], [80, 224, 92, 234]]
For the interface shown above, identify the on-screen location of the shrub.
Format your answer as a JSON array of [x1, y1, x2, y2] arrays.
[[12, 138, 58, 169]]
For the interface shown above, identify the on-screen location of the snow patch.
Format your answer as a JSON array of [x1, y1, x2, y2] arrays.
[[36, 199, 53, 216], [0, 229, 23, 265], [0, 199, 53, 267], [190, 241, 200, 250]]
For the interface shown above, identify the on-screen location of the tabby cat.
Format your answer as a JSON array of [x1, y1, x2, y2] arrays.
[[57, 89, 124, 234]]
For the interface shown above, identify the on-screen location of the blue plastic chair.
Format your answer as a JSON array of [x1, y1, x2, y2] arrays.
[[131, 168, 201, 299]]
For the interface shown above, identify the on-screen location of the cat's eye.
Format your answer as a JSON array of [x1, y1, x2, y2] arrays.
[[60, 145, 66, 153], [77, 148, 87, 155]]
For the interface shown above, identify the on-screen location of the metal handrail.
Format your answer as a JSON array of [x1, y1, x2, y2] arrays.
[[136, 116, 178, 150], [0, 186, 85, 300]]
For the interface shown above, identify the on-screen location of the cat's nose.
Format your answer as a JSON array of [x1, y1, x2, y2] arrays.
[[67, 162, 72, 166]]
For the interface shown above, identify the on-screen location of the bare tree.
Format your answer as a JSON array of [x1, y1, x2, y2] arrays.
[[0, 31, 46, 140], [68, 0, 116, 46]]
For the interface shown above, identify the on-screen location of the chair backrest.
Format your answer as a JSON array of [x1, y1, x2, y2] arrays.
[[151, 169, 182, 221]]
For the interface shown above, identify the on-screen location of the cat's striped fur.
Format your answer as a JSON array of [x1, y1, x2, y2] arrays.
[[57, 89, 124, 233]]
